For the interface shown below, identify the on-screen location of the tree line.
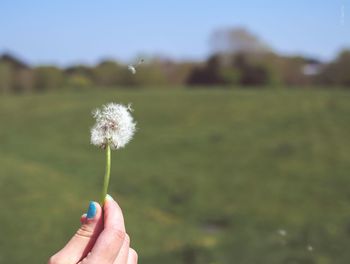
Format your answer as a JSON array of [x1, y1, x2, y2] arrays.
[[0, 28, 349, 94]]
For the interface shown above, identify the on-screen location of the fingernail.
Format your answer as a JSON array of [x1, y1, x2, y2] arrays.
[[87, 201, 97, 219], [105, 194, 114, 201]]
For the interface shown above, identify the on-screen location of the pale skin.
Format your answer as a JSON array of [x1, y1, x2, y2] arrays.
[[48, 196, 138, 264]]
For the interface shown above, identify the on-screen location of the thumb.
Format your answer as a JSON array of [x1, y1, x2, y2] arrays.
[[49, 201, 103, 264]]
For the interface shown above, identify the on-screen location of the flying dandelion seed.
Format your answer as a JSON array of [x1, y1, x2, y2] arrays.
[[307, 245, 313, 252], [127, 65, 137, 74], [278, 229, 287, 236], [127, 58, 144, 74]]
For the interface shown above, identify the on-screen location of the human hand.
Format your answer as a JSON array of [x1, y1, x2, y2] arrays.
[[48, 195, 137, 264]]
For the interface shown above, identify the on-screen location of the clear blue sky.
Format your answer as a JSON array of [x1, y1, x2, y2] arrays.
[[1, 0, 349, 66]]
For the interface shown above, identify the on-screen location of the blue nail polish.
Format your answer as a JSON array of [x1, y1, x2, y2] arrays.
[[87, 201, 97, 219]]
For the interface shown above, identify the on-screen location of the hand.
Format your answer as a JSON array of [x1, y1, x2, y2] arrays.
[[48, 195, 138, 264]]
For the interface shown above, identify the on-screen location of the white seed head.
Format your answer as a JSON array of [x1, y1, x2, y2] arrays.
[[90, 103, 136, 150]]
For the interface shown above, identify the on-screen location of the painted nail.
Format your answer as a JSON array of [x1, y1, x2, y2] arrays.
[[105, 194, 114, 201], [87, 201, 97, 219]]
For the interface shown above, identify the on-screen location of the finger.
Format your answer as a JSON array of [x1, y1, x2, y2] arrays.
[[80, 213, 87, 224], [127, 248, 138, 264], [50, 202, 103, 264], [88, 195, 126, 263], [113, 234, 130, 264]]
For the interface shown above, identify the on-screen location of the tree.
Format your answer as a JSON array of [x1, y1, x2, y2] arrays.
[[33, 66, 64, 91], [92, 60, 124, 87], [187, 55, 228, 86], [0, 62, 13, 94], [320, 50, 350, 87], [209, 27, 271, 56], [0, 53, 34, 93]]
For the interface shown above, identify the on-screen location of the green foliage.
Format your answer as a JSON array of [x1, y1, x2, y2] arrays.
[[0, 54, 35, 93], [187, 55, 228, 86], [0, 62, 13, 94], [1, 50, 350, 93], [66, 74, 93, 91], [33, 66, 64, 91], [219, 67, 240, 85], [15, 69, 35, 93], [320, 50, 350, 87], [187, 53, 284, 87], [131, 63, 168, 86], [0, 89, 349, 264], [92, 60, 124, 87], [277, 56, 310, 86]]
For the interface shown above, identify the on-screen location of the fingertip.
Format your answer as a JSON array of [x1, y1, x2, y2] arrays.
[[105, 194, 114, 202], [85, 201, 103, 222], [86, 196, 127, 262], [104, 195, 122, 213], [128, 248, 138, 263], [104, 194, 121, 212], [103, 195, 125, 231], [92, 201, 103, 213], [80, 213, 87, 224]]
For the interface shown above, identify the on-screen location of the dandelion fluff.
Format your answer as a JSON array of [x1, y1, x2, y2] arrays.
[[91, 103, 136, 150], [278, 229, 287, 236], [127, 65, 136, 74], [127, 58, 144, 74], [307, 245, 313, 252]]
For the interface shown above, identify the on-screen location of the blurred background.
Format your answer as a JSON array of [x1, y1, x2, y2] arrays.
[[0, 1, 350, 263]]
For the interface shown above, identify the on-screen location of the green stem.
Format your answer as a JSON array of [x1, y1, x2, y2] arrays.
[[101, 144, 111, 205]]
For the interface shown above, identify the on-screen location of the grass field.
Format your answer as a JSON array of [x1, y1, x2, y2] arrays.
[[0, 88, 349, 264]]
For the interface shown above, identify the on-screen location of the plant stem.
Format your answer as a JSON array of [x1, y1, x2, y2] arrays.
[[101, 144, 111, 205]]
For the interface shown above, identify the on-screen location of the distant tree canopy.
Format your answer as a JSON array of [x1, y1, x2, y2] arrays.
[[0, 27, 349, 94], [319, 50, 350, 86], [187, 52, 279, 87], [0, 54, 33, 93], [187, 27, 348, 88], [209, 27, 271, 55]]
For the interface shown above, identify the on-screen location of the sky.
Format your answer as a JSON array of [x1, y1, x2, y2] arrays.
[[0, 0, 349, 66]]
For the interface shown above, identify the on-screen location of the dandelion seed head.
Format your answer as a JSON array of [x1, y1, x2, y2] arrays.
[[91, 102, 136, 150]]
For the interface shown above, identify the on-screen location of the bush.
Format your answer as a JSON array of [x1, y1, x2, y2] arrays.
[[33, 66, 64, 91]]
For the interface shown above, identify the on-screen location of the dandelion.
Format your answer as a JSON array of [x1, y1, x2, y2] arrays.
[[91, 103, 136, 204]]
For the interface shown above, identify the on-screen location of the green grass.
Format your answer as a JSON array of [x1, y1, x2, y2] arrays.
[[0, 88, 350, 264]]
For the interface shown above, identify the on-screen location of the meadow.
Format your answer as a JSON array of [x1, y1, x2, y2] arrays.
[[0, 88, 349, 264]]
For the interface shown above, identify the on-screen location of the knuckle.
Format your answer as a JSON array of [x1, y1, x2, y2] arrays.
[[106, 225, 126, 243], [75, 224, 93, 239], [124, 233, 130, 244]]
